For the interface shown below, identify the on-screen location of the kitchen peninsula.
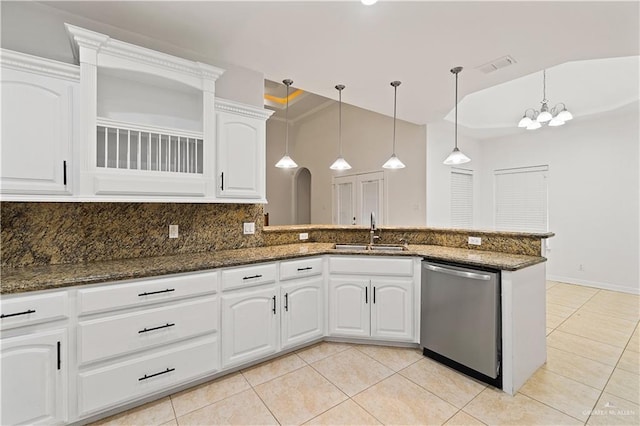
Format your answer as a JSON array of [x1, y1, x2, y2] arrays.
[[1, 213, 553, 424]]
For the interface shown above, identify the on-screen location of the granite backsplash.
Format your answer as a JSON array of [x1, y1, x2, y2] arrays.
[[1, 202, 264, 268]]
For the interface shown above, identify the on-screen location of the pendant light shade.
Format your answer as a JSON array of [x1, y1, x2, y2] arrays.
[[275, 79, 298, 169], [330, 84, 352, 171], [382, 81, 405, 169], [443, 66, 471, 166]]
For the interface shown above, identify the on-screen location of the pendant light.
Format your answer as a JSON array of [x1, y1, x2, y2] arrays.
[[443, 66, 471, 165], [382, 81, 406, 169], [275, 79, 298, 169], [330, 84, 352, 170]]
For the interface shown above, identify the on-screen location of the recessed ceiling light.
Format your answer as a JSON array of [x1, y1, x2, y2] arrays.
[[361, 0, 378, 5]]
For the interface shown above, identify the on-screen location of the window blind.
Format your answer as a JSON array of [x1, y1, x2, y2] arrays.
[[494, 165, 548, 232], [451, 169, 473, 228]]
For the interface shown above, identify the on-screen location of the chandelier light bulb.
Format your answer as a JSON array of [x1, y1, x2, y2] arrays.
[[556, 109, 573, 122], [518, 116, 533, 128], [548, 117, 565, 127], [526, 121, 542, 130]]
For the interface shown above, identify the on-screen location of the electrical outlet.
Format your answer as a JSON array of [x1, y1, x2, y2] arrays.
[[299, 232, 309, 240], [243, 222, 255, 235], [169, 224, 179, 239], [468, 236, 481, 245]]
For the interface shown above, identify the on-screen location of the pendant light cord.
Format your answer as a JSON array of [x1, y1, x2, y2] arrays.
[[393, 84, 397, 154], [454, 70, 458, 150], [542, 69, 548, 104], [339, 87, 343, 155], [285, 81, 290, 155]]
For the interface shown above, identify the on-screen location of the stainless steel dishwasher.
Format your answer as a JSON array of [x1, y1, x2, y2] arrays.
[[420, 261, 501, 387]]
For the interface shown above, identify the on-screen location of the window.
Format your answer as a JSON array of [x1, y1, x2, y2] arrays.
[[451, 168, 473, 228], [494, 165, 548, 232]]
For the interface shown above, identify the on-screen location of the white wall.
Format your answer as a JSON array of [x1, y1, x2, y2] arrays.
[[290, 102, 427, 225], [0, 1, 264, 107], [265, 119, 295, 225], [427, 102, 640, 294]]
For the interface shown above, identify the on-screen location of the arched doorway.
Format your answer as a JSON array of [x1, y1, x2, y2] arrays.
[[294, 167, 311, 224]]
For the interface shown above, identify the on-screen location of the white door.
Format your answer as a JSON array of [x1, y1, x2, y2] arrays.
[[357, 172, 384, 226], [216, 111, 265, 199], [328, 278, 370, 337], [332, 175, 356, 225], [221, 286, 278, 368], [1, 329, 67, 425], [1, 68, 74, 195], [332, 172, 384, 225], [281, 277, 324, 349], [370, 278, 413, 340]]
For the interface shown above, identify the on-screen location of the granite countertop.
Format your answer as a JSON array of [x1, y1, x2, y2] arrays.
[[0, 243, 546, 295]]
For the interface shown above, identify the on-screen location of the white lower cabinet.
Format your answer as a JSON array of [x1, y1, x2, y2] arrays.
[[281, 276, 324, 349], [221, 285, 279, 368], [328, 256, 418, 342], [78, 336, 218, 417], [1, 328, 68, 425], [328, 277, 371, 338]]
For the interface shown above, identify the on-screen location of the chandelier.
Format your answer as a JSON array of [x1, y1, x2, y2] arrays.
[[518, 69, 573, 130]]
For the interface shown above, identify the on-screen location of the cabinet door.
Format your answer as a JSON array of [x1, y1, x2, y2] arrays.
[[216, 111, 265, 200], [221, 286, 278, 368], [328, 278, 370, 338], [281, 277, 324, 349], [370, 278, 414, 341], [1, 329, 67, 425], [1, 68, 74, 195]]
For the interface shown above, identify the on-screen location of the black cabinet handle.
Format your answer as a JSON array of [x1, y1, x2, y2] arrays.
[[243, 274, 262, 280], [297, 267, 313, 271], [1, 309, 36, 319], [373, 287, 376, 304], [139, 367, 175, 381], [139, 323, 175, 334], [221, 172, 224, 190], [285, 293, 289, 312], [138, 288, 175, 297], [272, 295, 276, 314], [365, 287, 368, 304], [57, 341, 61, 370], [63, 161, 67, 186]]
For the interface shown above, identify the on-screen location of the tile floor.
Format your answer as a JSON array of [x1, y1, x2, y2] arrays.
[[93, 282, 639, 425]]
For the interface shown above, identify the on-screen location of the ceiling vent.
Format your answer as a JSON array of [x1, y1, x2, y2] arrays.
[[477, 55, 517, 74]]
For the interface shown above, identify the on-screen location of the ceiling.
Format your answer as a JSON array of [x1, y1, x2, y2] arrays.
[[43, 1, 639, 125]]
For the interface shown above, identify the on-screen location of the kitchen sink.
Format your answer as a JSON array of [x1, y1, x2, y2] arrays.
[[334, 244, 369, 251], [333, 244, 407, 251]]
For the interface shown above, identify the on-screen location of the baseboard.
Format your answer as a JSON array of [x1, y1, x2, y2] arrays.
[[547, 275, 640, 295]]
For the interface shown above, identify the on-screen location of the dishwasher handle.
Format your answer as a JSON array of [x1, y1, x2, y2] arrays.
[[424, 264, 492, 281]]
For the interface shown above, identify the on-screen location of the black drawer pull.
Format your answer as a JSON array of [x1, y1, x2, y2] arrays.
[[272, 295, 277, 314], [138, 367, 175, 381], [365, 287, 368, 304], [1, 309, 36, 319], [373, 287, 376, 304], [243, 274, 263, 280], [138, 288, 175, 297], [284, 293, 289, 312], [297, 267, 313, 271], [139, 323, 175, 334]]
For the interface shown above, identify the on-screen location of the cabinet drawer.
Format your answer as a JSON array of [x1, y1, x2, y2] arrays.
[[78, 336, 218, 417], [280, 257, 323, 280], [78, 296, 217, 364], [329, 256, 414, 276], [0, 291, 68, 330], [221, 263, 276, 291], [78, 271, 218, 315]]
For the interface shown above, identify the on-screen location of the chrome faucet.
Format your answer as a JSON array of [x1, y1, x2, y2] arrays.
[[369, 212, 380, 246]]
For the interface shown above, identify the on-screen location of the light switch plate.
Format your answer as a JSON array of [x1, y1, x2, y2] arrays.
[[468, 236, 481, 245], [243, 222, 255, 235], [169, 224, 179, 239]]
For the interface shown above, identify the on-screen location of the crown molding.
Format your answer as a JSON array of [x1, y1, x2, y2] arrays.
[[0, 49, 80, 81], [215, 98, 274, 120]]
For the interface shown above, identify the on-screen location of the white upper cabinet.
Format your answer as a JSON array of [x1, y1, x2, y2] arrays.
[[215, 99, 272, 202], [0, 49, 78, 197], [65, 24, 225, 201]]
